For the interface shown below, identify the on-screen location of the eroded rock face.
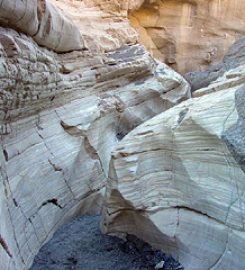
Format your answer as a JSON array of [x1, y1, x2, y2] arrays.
[[1, 1, 244, 270], [0, 2, 190, 269], [0, 0, 85, 52], [185, 36, 245, 92], [49, 0, 138, 52], [102, 68, 245, 270], [129, 0, 245, 73]]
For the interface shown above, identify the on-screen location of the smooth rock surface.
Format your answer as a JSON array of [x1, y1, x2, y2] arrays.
[[129, 0, 245, 73], [0, 0, 85, 52], [49, 0, 138, 53], [102, 68, 245, 270]]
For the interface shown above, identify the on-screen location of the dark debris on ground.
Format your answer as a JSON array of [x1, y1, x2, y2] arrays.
[[30, 216, 183, 270]]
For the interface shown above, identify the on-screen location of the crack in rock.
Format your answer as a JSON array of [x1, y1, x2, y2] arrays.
[[39, 199, 63, 210], [0, 235, 12, 258]]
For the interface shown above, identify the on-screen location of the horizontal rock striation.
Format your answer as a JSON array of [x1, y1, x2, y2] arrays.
[[102, 67, 245, 270]]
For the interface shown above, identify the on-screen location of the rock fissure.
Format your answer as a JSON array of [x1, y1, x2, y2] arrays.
[[39, 199, 63, 210], [0, 235, 12, 258]]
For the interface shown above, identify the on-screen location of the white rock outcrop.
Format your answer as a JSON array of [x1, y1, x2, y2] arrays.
[[0, 0, 86, 52], [102, 68, 245, 270]]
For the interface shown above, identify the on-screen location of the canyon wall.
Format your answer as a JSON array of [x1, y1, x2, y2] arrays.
[[0, 1, 244, 270], [129, 0, 245, 73], [0, 1, 190, 269]]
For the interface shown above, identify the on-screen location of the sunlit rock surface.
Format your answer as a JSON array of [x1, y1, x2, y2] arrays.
[[0, 1, 190, 269], [1, 1, 244, 270], [102, 68, 245, 270], [129, 0, 245, 73], [49, 0, 138, 52]]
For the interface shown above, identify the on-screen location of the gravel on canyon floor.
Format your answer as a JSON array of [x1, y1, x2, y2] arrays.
[[30, 215, 183, 270]]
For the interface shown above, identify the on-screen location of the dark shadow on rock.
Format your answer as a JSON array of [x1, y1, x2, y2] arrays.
[[222, 85, 245, 173], [184, 36, 245, 92]]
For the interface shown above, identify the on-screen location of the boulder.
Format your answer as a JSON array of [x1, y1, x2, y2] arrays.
[[102, 68, 245, 270]]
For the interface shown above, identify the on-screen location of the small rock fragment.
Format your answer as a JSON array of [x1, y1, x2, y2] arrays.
[[155, 260, 165, 270]]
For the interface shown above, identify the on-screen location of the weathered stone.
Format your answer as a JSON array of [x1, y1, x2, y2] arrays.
[[129, 0, 245, 73], [49, 0, 138, 53], [0, 3, 190, 268], [0, 0, 85, 52], [185, 36, 245, 92], [1, 1, 244, 270], [102, 69, 245, 270], [222, 85, 245, 173]]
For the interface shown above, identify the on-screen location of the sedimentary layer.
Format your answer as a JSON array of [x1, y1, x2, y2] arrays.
[[102, 67, 245, 270]]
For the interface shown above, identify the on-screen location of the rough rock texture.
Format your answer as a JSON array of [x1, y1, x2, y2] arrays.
[[185, 36, 245, 92], [102, 67, 245, 270], [30, 215, 183, 270], [0, 1, 190, 270], [192, 64, 245, 98], [129, 0, 245, 73]]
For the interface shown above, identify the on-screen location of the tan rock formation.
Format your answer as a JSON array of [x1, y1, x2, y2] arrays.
[[0, 1, 190, 269], [102, 67, 245, 269], [129, 0, 245, 73]]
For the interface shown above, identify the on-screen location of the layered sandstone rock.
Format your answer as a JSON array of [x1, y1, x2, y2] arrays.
[[129, 0, 245, 73], [102, 67, 245, 269], [0, 1, 190, 269], [1, 1, 244, 270]]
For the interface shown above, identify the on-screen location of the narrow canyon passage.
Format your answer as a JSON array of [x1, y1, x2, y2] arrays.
[[30, 216, 183, 270], [1, 1, 245, 270]]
